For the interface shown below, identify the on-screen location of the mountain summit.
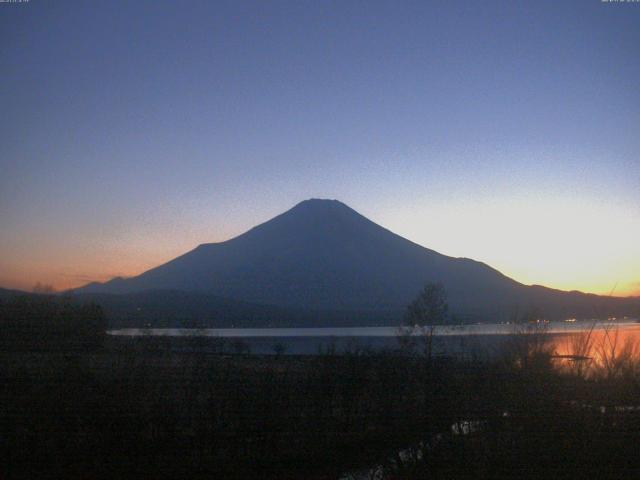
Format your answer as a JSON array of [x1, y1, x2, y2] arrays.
[[75, 199, 634, 320]]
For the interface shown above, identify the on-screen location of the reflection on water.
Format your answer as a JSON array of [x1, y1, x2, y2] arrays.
[[108, 320, 640, 338], [107, 320, 640, 360], [551, 323, 640, 376]]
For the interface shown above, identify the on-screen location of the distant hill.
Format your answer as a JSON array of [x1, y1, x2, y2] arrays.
[[0, 287, 29, 300], [73, 290, 401, 329], [73, 199, 639, 324]]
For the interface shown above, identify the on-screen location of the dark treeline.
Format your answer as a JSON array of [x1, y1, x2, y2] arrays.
[[71, 289, 640, 329], [72, 290, 403, 328], [0, 295, 106, 351]]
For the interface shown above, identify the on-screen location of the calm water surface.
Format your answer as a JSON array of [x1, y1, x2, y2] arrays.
[[108, 320, 640, 356], [108, 320, 640, 338]]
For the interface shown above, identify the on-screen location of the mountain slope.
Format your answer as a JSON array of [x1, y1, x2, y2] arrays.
[[75, 199, 638, 321], [76, 200, 522, 309]]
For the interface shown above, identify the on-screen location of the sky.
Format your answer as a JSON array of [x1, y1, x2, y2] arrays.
[[1, 0, 638, 296]]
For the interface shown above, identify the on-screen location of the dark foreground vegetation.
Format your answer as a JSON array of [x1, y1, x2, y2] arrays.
[[2, 296, 640, 479], [0, 295, 106, 351]]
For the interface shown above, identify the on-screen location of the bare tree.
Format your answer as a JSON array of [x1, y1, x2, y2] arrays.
[[503, 308, 553, 371], [405, 283, 449, 327], [398, 283, 449, 359], [33, 282, 56, 294], [593, 323, 640, 380]]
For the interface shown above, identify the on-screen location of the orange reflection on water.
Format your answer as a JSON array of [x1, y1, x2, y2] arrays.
[[550, 323, 640, 376]]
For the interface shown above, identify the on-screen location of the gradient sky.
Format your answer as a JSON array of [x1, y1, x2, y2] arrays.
[[1, 0, 638, 296]]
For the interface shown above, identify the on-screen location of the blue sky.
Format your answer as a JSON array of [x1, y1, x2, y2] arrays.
[[1, 0, 638, 294]]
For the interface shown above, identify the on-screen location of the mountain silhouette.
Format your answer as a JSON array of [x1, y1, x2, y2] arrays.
[[74, 199, 638, 322]]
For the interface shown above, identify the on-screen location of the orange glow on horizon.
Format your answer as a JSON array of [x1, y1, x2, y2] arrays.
[[1, 248, 638, 298], [1, 198, 638, 297]]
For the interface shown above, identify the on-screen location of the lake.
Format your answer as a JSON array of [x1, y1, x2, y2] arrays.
[[108, 319, 640, 357]]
